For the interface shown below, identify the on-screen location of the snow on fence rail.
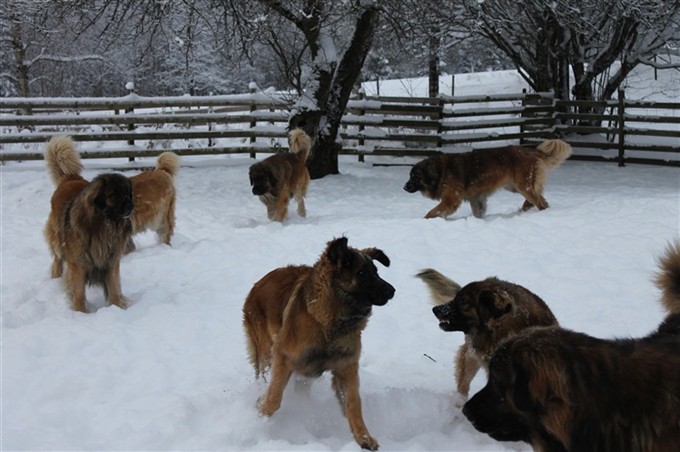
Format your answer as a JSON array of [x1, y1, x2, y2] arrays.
[[0, 90, 677, 166]]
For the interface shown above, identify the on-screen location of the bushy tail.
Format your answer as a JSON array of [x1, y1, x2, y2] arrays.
[[156, 152, 180, 177], [656, 240, 680, 315], [44, 136, 83, 186], [242, 310, 272, 379], [415, 268, 462, 305], [536, 139, 572, 170], [289, 128, 311, 161]]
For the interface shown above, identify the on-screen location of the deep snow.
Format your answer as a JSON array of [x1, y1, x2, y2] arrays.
[[2, 152, 679, 451]]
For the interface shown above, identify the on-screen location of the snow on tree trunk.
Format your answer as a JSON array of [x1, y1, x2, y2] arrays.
[[290, 5, 380, 180]]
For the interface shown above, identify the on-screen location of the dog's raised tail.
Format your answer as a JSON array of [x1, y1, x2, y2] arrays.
[[416, 268, 462, 305], [44, 136, 83, 186], [156, 152, 181, 177], [289, 128, 311, 161], [536, 139, 572, 170], [656, 240, 680, 315]]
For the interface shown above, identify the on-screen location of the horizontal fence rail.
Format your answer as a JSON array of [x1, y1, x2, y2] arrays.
[[1, 90, 678, 166]]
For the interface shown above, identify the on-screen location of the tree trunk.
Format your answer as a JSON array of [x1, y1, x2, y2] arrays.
[[428, 34, 440, 98], [8, 3, 31, 99], [293, 5, 380, 179]]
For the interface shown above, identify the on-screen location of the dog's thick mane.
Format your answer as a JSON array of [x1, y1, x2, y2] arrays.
[[64, 175, 132, 274]]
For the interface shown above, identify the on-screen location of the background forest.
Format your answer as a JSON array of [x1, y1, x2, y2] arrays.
[[2, 0, 678, 99]]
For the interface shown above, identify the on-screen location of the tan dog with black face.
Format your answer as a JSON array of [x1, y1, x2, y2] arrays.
[[249, 128, 311, 222], [404, 140, 572, 219], [463, 242, 680, 452], [243, 237, 395, 450], [126, 152, 180, 253], [417, 269, 558, 397], [44, 136, 134, 312]]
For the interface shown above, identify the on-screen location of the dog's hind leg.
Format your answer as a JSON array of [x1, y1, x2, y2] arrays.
[[258, 354, 292, 416], [518, 164, 549, 211], [294, 191, 306, 218], [332, 364, 379, 451], [159, 197, 176, 245], [455, 341, 481, 397], [469, 195, 488, 219]]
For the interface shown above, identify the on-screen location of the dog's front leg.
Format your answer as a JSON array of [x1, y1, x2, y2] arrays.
[[332, 365, 379, 451], [425, 196, 462, 219], [258, 354, 292, 416], [66, 262, 87, 313], [455, 341, 481, 397], [273, 188, 290, 222], [104, 260, 128, 310]]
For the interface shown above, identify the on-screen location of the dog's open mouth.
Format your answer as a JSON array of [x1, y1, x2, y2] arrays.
[[438, 319, 450, 327]]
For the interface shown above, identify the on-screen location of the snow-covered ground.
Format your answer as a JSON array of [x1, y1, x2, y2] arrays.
[[2, 151, 678, 450], [3, 61, 679, 450]]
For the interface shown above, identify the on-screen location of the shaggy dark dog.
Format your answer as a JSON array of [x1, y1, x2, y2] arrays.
[[44, 136, 133, 312], [463, 241, 680, 452]]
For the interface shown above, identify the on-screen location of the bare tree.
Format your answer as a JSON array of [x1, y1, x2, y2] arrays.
[[382, 0, 469, 97], [466, 0, 680, 108], [226, 1, 381, 178]]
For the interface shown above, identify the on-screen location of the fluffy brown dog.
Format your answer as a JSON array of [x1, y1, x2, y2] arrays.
[[44, 136, 134, 313], [249, 128, 311, 222], [404, 140, 572, 219], [243, 237, 395, 450], [463, 241, 680, 452], [125, 152, 180, 253], [416, 269, 558, 397]]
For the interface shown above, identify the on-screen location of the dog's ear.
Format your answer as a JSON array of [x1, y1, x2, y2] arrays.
[[423, 159, 442, 192], [327, 237, 352, 267], [267, 165, 278, 187], [362, 248, 390, 267], [82, 178, 106, 211], [519, 346, 569, 416], [478, 289, 513, 320]]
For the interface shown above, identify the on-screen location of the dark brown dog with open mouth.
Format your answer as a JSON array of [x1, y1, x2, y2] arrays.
[[404, 140, 572, 219], [243, 237, 395, 450], [463, 241, 680, 452], [417, 269, 558, 397], [44, 136, 134, 312]]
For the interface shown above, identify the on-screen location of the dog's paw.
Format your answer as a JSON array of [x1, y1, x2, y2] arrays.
[[358, 434, 379, 451]]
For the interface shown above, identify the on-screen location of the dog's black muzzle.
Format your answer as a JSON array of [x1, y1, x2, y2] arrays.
[[403, 181, 418, 193], [251, 185, 267, 196]]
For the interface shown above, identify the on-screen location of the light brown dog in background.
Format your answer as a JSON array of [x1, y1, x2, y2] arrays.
[[44, 136, 134, 312], [126, 152, 180, 253], [248, 128, 311, 222]]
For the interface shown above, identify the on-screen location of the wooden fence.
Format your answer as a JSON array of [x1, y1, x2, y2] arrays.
[[1, 89, 678, 166]]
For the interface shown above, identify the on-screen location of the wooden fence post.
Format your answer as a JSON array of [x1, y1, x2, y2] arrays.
[[249, 83, 257, 159], [208, 91, 214, 148], [436, 97, 444, 148], [358, 88, 365, 162], [617, 89, 625, 167], [124, 82, 135, 162]]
